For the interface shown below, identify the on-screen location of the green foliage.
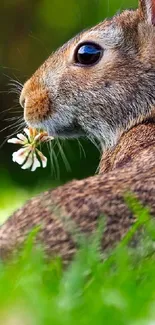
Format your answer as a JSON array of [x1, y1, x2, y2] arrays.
[[0, 204, 155, 324]]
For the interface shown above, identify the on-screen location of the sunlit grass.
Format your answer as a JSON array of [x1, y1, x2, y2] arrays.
[[0, 171, 56, 223], [0, 187, 29, 223], [0, 183, 43, 223]]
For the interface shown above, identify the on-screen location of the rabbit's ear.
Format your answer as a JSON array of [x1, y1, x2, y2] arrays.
[[139, 0, 155, 25]]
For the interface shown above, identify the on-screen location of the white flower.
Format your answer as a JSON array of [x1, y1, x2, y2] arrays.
[[8, 128, 54, 172], [12, 147, 31, 165], [36, 149, 47, 168], [21, 152, 33, 169], [31, 152, 41, 172]]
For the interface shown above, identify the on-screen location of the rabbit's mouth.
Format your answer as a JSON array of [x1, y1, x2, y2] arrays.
[[46, 121, 85, 138], [25, 112, 85, 139]]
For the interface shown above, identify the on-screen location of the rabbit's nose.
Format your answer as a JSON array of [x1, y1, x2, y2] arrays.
[[20, 82, 51, 125]]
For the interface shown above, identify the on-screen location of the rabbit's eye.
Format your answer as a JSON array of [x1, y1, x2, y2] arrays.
[[74, 42, 103, 66]]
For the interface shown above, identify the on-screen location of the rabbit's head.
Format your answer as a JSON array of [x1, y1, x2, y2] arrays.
[[20, 0, 155, 147]]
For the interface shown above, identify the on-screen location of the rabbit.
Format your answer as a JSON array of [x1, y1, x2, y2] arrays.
[[1, 0, 155, 261]]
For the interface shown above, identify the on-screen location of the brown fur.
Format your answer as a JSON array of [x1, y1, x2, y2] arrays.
[[1, 0, 155, 261], [1, 122, 155, 261], [21, 78, 50, 123]]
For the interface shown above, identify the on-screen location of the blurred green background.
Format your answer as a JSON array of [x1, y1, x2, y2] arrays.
[[0, 0, 137, 220]]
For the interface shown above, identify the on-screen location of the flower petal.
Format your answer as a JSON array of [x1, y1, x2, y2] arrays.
[[34, 131, 54, 143], [12, 147, 31, 165], [31, 128, 38, 138], [40, 135, 54, 142], [34, 133, 42, 142], [17, 133, 28, 142], [24, 128, 31, 139], [31, 153, 41, 171], [21, 152, 33, 170], [37, 149, 47, 168], [7, 138, 23, 144]]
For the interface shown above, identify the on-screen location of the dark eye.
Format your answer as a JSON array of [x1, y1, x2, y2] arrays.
[[74, 42, 103, 66]]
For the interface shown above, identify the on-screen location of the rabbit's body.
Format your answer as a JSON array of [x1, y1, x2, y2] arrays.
[[1, 0, 155, 260], [1, 122, 155, 260]]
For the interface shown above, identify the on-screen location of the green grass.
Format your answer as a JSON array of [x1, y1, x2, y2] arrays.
[[0, 183, 50, 224], [0, 202, 155, 324], [0, 187, 31, 223]]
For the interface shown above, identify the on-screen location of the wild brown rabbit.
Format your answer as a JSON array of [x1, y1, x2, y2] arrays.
[[1, 0, 155, 261]]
